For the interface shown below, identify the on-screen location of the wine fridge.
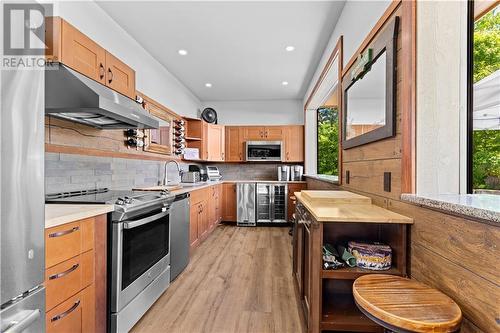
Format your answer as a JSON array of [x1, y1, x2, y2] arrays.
[[256, 183, 288, 223]]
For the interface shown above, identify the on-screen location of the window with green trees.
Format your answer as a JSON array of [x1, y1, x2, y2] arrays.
[[471, 4, 500, 192], [317, 107, 339, 175]]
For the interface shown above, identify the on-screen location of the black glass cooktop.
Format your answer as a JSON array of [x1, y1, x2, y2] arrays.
[[45, 188, 148, 204]]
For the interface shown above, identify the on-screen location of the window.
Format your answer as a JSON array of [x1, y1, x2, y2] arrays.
[[468, 2, 500, 193], [317, 106, 339, 175]]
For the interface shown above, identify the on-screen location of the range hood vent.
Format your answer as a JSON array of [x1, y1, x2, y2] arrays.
[[45, 63, 159, 129]]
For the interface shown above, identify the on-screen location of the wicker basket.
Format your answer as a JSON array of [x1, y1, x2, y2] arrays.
[[348, 241, 392, 270]]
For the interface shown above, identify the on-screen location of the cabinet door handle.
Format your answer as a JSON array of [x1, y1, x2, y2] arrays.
[[51, 300, 80, 322], [108, 68, 113, 84], [99, 63, 105, 80], [48, 264, 79, 280], [49, 226, 79, 238]]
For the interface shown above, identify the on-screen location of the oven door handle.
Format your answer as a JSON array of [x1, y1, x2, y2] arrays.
[[123, 208, 169, 229]]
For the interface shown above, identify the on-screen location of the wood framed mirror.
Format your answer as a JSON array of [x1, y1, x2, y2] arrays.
[[138, 92, 176, 155], [342, 16, 399, 149]]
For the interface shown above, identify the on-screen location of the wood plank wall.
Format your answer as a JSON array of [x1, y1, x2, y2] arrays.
[[341, 5, 403, 201], [305, 2, 499, 332], [45, 116, 179, 161], [305, 178, 499, 333]]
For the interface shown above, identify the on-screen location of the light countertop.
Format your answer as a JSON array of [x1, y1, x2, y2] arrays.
[[134, 179, 307, 196], [295, 192, 413, 224], [304, 174, 339, 184], [401, 193, 500, 223], [45, 180, 306, 227], [46, 204, 114, 229]]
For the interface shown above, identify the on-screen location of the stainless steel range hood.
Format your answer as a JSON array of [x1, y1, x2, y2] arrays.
[[45, 63, 159, 129]]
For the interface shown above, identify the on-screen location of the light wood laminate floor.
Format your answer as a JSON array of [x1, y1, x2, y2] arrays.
[[131, 225, 305, 333]]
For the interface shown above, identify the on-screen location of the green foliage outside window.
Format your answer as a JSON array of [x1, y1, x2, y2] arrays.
[[317, 107, 339, 176], [473, 7, 500, 191]]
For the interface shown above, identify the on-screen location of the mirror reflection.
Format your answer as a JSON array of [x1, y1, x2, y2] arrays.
[[345, 52, 386, 140]]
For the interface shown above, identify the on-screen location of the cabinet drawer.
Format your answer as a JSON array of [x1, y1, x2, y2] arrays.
[[45, 251, 94, 311], [46, 221, 82, 268], [46, 293, 82, 333], [190, 188, 209, 204]]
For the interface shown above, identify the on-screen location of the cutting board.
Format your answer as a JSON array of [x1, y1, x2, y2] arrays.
[[301, 190, 372, 205], [133, 185, 183, 192]]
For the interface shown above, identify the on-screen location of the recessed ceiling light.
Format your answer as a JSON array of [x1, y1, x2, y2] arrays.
[[178, 49, 188, 56], [205, 83, 212, 88], [282, 81, 289, 86], [285, 46, 295, 52]]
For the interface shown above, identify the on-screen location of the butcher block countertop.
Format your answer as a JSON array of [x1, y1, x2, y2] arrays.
[[295, 191, 413, 224], [45, 204, 114, 229]]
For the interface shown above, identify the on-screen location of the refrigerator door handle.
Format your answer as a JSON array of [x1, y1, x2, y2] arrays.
[[3, 309, 40, 333], [270, 185, 275, 222]]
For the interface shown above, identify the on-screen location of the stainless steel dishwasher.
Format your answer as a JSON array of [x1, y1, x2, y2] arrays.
[[169, 192, 190, 281]]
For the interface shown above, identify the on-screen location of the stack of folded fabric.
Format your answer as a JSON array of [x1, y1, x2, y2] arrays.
[[322, 244, 344, 269], [322, 243, 358, 269]]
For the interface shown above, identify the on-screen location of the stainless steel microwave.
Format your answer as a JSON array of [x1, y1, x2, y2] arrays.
[[245, 141, 283, 161]]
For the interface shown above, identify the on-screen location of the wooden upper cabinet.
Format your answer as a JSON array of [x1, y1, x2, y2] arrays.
[[284, 125, 304, 162], [225, 127, 244, 162], [105, 52, 136, 99], [59, 19, 106, 85], [46, 17, 136, 99], [243, 127, 265, 141], [242, 126, 283, 141], [264, 126, 284, 140], [204, 123, 225, 161]]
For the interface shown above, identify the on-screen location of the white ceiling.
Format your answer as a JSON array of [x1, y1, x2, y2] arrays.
[[97, 1, 345, 101]]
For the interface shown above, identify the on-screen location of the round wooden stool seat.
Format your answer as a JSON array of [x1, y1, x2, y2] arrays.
[[353, 274, 462, 333]]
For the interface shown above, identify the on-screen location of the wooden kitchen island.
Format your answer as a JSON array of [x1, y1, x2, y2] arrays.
[[292, 191, 413, 333]]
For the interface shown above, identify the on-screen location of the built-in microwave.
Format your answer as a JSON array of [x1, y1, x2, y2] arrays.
[[246, 141, 283, 161]]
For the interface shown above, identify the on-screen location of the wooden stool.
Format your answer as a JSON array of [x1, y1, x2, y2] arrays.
[[353, 274, 462, 333]]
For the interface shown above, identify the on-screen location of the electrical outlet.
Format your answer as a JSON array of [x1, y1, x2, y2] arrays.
[[384, 172, 391, 192]]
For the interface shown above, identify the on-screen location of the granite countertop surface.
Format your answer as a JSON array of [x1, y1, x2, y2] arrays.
[[401, 193, 500, 223], [304, 174, 339, 184], [46, 204, 114, 229]]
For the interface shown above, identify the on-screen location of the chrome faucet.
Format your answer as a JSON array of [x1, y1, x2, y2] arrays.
[[163, 160, 182, 186]]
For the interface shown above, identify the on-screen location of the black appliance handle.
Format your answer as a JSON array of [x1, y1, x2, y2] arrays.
[[173, 193, 190, 202]]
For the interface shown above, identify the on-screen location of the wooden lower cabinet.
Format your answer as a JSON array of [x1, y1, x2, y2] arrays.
[[292, 201, 409, 333], [45, 214, 106, 333], [287, 183, 307, 222], [208, 185, 223, 231], [190, 187, 222, 252], [222, 183, 237, 222]]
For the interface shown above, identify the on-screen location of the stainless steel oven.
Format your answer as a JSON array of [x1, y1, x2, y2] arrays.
[[45, 189, 175, 333], [111, 207, 170, 310], [109, 193, 174, 333]]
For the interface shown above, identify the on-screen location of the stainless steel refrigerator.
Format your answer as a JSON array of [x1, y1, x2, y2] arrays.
[[0, 63, 46, 330], [256, 183, 288, 223], [237, 183, 256, 226]]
